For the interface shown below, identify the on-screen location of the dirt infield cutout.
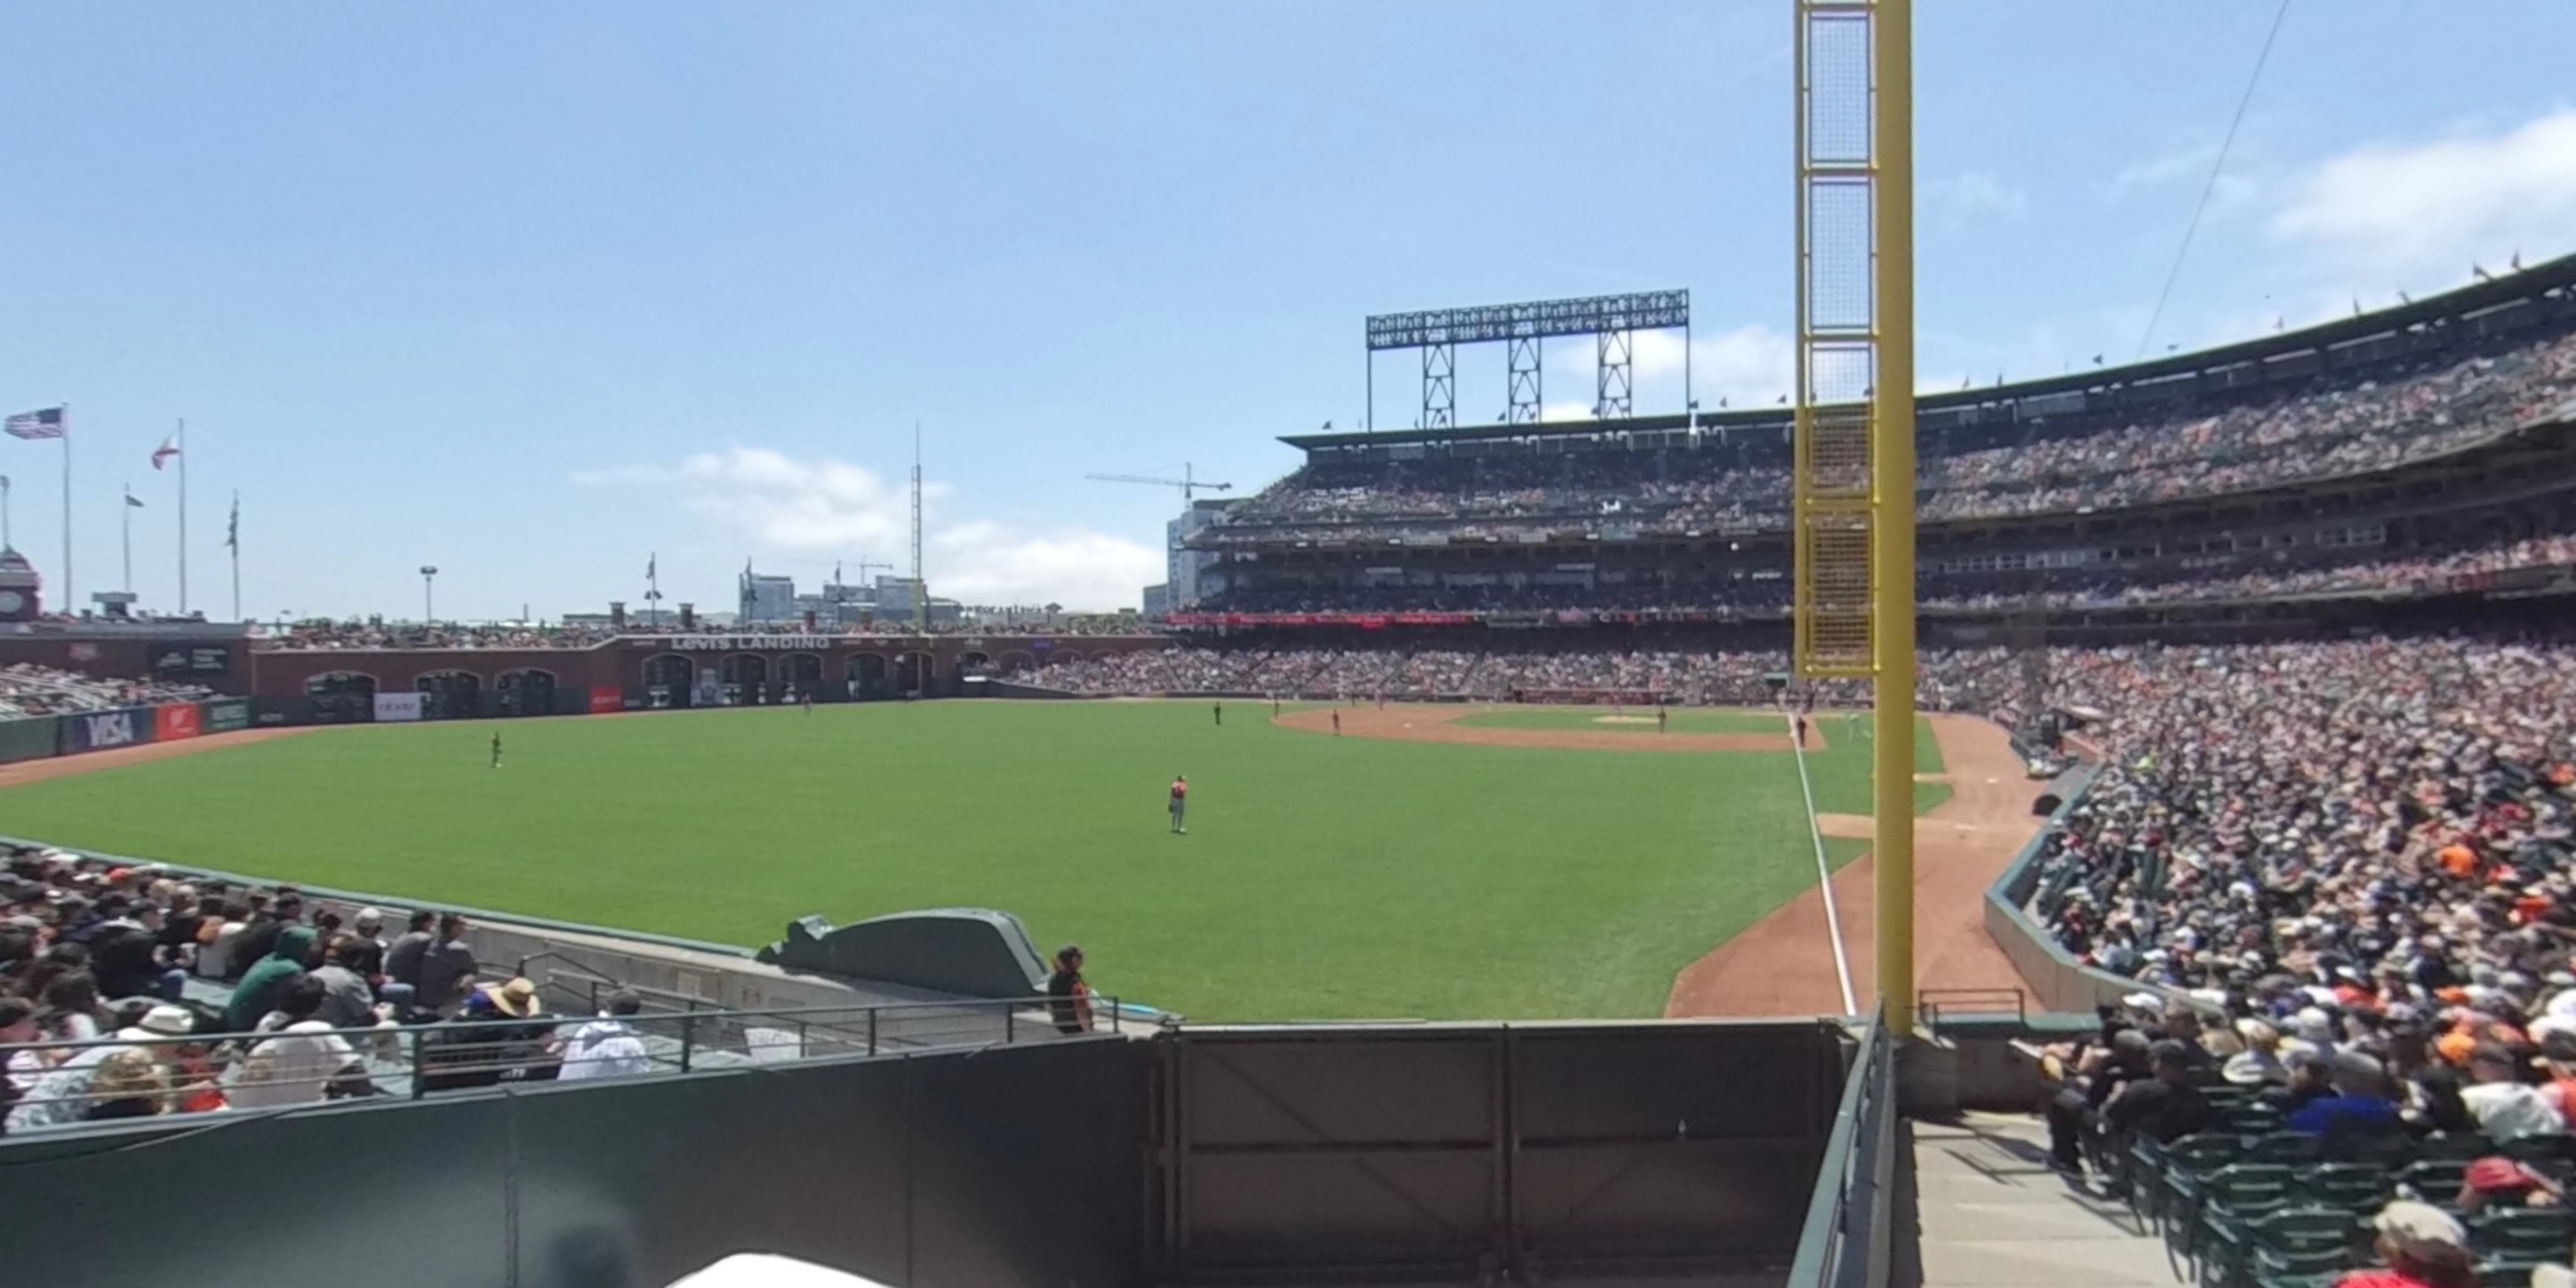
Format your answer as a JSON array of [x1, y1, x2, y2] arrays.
[[1270, 703, 1821, 753]]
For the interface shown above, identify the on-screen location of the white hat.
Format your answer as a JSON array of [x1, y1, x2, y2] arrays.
[[116, 1004, 195, 1040], [354, 907, 384, 927]]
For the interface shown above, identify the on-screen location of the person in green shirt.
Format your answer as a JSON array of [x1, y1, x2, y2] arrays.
[[223, 925, 317, 1033]]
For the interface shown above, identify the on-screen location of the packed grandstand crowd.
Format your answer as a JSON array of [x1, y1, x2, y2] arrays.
[[0, 846, 657, 1130], [0, 663, 215, 720], [255, 616, 1149, 651], [1191, 526, 2576, 618], [1024, 642, 2008, 711], [1202, 327, 2576, 546]]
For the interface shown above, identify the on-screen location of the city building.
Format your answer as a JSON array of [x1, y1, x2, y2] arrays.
[[1141, 584, 1169, 619], [1167, 498, 1235, 608]]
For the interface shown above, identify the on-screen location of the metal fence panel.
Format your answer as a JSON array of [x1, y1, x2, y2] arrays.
[[1169, 1021, 1844, 1282], [0, 713, 62, 763], [0, 1038, 1149, 1288]]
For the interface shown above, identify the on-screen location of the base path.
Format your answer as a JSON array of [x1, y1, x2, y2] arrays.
[[1664, 713, 2044, 1019], [1271, 702, 1819, 752], [0, 727, 317, 790]]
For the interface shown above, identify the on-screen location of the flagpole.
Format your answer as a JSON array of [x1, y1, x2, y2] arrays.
[[1, 474, 11, 549], [121, 484, 133, 593], [228, 491, 241, 623], [60, 405, 71, 606], [176, 418, 189, 614]]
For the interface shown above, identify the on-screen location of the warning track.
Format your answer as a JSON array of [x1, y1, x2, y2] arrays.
[[1663, 712, 2044, 1018]]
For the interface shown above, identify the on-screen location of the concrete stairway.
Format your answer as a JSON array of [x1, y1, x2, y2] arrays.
[[1908, 1112, 2187, 1288]]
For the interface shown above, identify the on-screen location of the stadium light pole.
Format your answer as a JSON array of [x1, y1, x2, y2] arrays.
[[420, 565, 439, 622]]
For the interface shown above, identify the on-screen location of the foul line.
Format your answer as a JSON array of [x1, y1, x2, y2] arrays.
[[1785, 706, 1859, 1015]]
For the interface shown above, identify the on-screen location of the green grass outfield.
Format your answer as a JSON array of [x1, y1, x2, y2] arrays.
[[0, 702, 1943, 1021]]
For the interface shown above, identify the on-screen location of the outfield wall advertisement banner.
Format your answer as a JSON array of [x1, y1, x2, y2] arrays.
[[153, 703, 203, 741], [589, 686, 623, 714], [64, 708, 153, 753], [373, 692, 424, 723], [203, 698, 252, 733], [0, 716, 62, 765]]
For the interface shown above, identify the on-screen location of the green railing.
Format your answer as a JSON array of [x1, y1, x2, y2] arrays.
[[1785, 1008, 1895, 1288]]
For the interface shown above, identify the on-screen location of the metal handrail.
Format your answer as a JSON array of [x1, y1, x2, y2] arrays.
[[1784, 1008, 1892, 1288], [0, 993, 1123, 1132]]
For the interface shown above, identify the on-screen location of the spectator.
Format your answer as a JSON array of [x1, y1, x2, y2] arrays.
[[2286, 1051, 2405, 1139], [225, 975, 373, 1108], [383, 908, 436, 1002], [1047, 944, 1093, 1035], [2337, 1200, 2476, 1288], [230, 891, 303, 969], [82, 1047, 168, 1122], [222, 925, 316, 1033], [2046, 1027, 2151, 1173], [342, 908, 388, 981], [195, 900, 253, 981], [308, 935, 378, 1030], [557, 989, 652, 1083], [2463, 1044, 2563, 1145], [2099, 1040, 2218, 1154], [2457, 1157, 2564, 1215], [6, 1002, 194, 1130], [416, 913, 477, 1015]]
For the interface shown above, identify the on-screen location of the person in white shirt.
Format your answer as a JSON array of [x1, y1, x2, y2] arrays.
[[556, 989, 653, 1083], [225, 976, 373, 1109], [2462, 1044, 2563, 1145]]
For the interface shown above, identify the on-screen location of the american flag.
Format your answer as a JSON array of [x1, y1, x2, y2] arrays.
[[4, 408, 65, 440]]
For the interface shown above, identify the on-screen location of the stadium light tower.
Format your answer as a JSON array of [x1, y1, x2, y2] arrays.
[[419, 564, 439, 623], [1793, 0, 1915, 1030]]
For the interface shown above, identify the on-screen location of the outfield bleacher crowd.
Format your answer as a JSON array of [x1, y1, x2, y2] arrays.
[[0, 663, 216, 719], [1202, 328, 2576, 547], [2018, 636, 2576, 1002], [0, 845, 654, 1132]]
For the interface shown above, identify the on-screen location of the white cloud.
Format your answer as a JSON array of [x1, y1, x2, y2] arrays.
[[1925, 172, 2028, 226], [576, 446, 1159, 612], [1616, 323, 1795, 407], [2108, 141, 2219, 198], [2268, 108, 2576, 280], [2102, 139, 2262, 213], [1537, 400, 1599, 423]]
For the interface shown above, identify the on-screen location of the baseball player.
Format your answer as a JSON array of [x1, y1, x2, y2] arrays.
[[490, 730, 503, 769], [1169, 774, 1188, 835]]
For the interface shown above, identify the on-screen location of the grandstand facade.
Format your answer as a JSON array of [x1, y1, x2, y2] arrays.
[[1167, 255, 2575, 647]]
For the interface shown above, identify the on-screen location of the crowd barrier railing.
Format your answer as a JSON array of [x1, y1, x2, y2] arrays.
[[0, 993, 1126, 1132], [1974, 762, 2210, 1017], [1785, 1007, 1895, 1288]]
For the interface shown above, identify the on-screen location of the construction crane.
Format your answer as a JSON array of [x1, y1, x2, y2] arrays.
[[1085, 463, 1234, 503]]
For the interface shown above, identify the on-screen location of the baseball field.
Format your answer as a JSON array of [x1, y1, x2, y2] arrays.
[[0, 700, 1951, 1020]]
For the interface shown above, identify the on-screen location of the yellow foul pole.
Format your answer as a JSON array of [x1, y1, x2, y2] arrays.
[[1870, 0, 1917, 1034]]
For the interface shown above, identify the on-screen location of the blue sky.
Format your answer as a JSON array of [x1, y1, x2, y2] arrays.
[[3, 3, 2573, 619]]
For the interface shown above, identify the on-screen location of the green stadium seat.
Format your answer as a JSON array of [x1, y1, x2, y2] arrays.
[[2418, 1132, 2498, 1161], [2473, 1208, 2576, 1263], [2296, 1163, 2393, 1212], [2243, 1132, 2325, 1166], [2188, 1164, 2301, 1269], [2396, 1159, 2471, 1204], [2152, 1135, 2249, 1237], [2209, 1207, 2366, 1288]]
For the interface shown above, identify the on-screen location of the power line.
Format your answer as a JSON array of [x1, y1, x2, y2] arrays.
[[2134, 0, 2293, 361]]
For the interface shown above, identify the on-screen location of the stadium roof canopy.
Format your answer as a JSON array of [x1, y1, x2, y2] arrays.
[[1279, 251, 2576, 452]]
